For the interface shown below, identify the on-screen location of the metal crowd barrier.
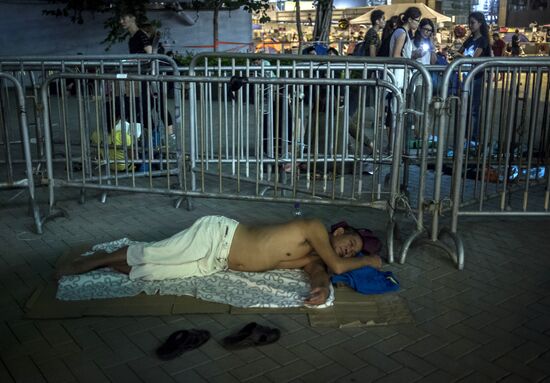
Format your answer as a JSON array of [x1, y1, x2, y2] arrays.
[[39, 69, 431, 261], [401, 56, 550, 270], [0, 72, 42, 233], [0, 54, 181, 162], [187, 53, 435, 262]]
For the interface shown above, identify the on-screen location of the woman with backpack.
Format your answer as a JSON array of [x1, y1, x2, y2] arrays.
[[383, 7, 422, 151], [389, 7, 422, 62]]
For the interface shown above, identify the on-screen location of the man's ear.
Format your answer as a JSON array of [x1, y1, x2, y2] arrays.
[[332, 227, 344, 236]]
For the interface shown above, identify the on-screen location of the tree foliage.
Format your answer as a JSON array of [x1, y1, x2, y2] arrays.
[[43, 0, 270, 50], [43, 0, 150, 49]]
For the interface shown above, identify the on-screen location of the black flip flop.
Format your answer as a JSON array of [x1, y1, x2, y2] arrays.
[[156, 329, 210, 360], [222, 322, 280, 350]]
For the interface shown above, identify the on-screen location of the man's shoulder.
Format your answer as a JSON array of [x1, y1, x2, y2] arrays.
[[366, 28, 377, 37]]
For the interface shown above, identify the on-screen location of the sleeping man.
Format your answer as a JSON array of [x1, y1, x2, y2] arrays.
[[56, 216, 382, 305]]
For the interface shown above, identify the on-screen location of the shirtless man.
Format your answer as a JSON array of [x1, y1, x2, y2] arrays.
[[56, 216, 382, 305]]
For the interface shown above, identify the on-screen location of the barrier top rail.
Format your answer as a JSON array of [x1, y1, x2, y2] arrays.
[[0, 54, 180, 75], [40, 72, 405, 91], [189, 52, 433, 86]]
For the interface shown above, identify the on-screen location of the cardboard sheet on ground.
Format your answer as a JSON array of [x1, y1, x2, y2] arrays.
[[25, 281, 413, 327], [25, 245, 414, 327]]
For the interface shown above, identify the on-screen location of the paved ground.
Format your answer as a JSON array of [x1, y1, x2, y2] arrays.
[[1, 186, 549, 383]]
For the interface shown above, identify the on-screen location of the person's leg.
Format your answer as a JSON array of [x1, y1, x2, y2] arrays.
[[55, 246, 129, 278], [469, 76, 483, 142]]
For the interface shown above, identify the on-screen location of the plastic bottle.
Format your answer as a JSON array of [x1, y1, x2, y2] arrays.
[[292, 202, 303, 217]]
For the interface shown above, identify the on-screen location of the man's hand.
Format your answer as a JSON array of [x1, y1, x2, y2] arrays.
[[364, 254, 382, 270], [304, 286, 329, 306]]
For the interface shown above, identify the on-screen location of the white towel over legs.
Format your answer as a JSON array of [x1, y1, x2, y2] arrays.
[[127, 216, 239, 280]]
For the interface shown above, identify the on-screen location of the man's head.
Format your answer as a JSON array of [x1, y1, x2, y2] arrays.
[[371, 10, 386, 29], [493, 32, 500, 40], [330, 226, 364, 258]]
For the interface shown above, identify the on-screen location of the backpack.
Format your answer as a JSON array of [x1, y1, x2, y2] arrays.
[[352, 41, 367, 57]]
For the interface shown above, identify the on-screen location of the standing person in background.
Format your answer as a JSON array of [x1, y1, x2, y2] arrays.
[[120, 13, 152, 54], [492, 32, 505, 81], [378, 16, 400, 57], [413, 19, 437, 65], [390, 7, 422, 61], [364, 10, 386, 57], [386, 7, 422, 150], [376, 15, 400, 153], [511, 29, 521, 56], [120, 13, 174, 150], [456, 12, 492, 142], [349, 10, 386, 120], [492, 32, 505, 57]]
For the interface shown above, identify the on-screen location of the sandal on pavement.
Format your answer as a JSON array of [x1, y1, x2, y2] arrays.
[[221, 322, 280, 350], [156, 329, 211, 360]]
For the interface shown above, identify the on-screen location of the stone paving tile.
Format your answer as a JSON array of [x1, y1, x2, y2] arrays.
[[355, 348, 401, 374], [292, 362, 350, 383], [372, 333, 417, 355], [160, 349, 211, 375], [498, 373, 532, 383], [457, 351, 510, 381], [306, 328, 352, 351], [507, 340, 549, 364], [138, 366, 178, 383], [206, 372, 246, 383], [336, 364, 386, 383], [3, 355, 47, 383], [372, 367, 422, 383], [62, 354, 111, 383], [390, 350, 437, 376], [0, 360, 15, 383], [404, 335, 449, 358], [319, 345, 368, 372], [420, 369, 457, 383], [30, 341, 82, 365], [103, 363, 144, 383], [437, 337, 482, 360], [286, 342, 332, 368], [454, 371, 493, 382], [193, 354, 246, 379], [258, 342, 299, 366], [172, 368, 208, 383], [422, 351, 474, 380], [264, 359, 316, 383], [35, 358, 77, 383], [494, 354, 548, 382], [277, 327, 319, 348], [445, 322, 493, 345], [512, 325, 550, 348], [227, 356, 280, 382]]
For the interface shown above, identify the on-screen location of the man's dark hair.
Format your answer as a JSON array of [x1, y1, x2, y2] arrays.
[[371, 10, 385, 26]]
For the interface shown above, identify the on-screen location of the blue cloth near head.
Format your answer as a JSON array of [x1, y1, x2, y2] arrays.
[[331, 266, 399, 295]]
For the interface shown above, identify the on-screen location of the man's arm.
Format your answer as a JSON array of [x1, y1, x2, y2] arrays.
[[303, 259, 330, 305], [369, 44, 377, 57], [303, 219, 377, 275]]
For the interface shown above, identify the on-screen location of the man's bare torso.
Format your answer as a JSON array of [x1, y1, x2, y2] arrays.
[[227, 221, 320, 272]]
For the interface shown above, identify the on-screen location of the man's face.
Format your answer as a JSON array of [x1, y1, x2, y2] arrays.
[[120, 15, 133, 29], [377, 17, 386, 29], [331, 231, 363, 258]]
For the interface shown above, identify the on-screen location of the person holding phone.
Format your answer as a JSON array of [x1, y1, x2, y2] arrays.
[[413, 19, 437, 65]]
